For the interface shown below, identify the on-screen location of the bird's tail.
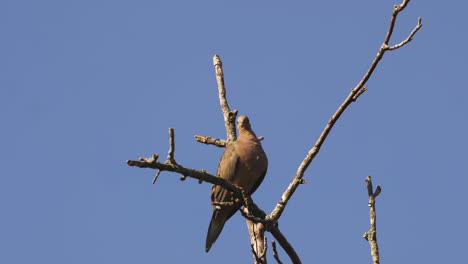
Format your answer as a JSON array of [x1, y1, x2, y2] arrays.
[[205, 208, 235, 252]]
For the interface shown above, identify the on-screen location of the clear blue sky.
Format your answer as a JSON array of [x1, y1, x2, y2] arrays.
[[2, 0, 466, 263]]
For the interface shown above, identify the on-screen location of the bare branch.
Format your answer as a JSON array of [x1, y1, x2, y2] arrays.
[[128, 153, 268, 225], [194, 135, 227, 147], [271, 241, 283, 264], [363, 176, 381, 264], [127, 158, 248, 204], [270, 225, 302, 264], [213, 54, 238, 142], [268, 0, 422, 222]]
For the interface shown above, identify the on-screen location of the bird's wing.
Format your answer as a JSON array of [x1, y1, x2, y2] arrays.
[[211, 143, 239, 203]]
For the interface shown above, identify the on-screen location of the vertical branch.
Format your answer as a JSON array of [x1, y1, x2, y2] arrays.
[[167, 128, 176, 164], [363, 176, 382, 264], [152, 128, 177, 184], [213, 55, 238, 142], [247, 218, 267, 264], [213, 54, 265, 263]]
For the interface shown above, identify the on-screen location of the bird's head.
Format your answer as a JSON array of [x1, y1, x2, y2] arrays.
[[237, 115, 252, 132]]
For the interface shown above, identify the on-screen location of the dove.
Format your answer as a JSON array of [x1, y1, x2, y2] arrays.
[[205, 115, 268, 252]]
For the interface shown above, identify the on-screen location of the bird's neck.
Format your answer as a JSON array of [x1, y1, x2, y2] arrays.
[[238, 128, 258, 141]]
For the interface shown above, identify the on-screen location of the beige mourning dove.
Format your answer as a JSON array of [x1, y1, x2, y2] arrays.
[[205, 115, 268, 252]]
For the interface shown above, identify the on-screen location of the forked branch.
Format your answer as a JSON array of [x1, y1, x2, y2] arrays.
[[268, 0, 422, 222]]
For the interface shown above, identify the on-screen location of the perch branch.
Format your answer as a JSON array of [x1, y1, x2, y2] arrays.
[[128, 140, 267, 222], [128, 158, 249, 204], [268, 0, 422, 222], [363, 176, 382, 264], [271, 241, 283, 264]]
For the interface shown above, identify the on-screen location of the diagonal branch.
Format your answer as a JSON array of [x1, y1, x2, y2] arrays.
[[268, 0, 422, 222], [128, 158, 249, 205], [363, 176, 382, 264], [270, 225, 302, 264], [128, 130, 267, 222]]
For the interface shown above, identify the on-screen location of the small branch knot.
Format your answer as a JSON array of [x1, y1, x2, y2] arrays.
[[374, 186, 382, 197]]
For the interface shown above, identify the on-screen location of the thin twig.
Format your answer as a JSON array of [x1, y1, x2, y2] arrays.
[[387, 17, 423, 50], [152, 170, 161, 184], [213, 55, 238, 142], [271, 241, 283, 264], [151, 128, 176, 184], [268, 0, 422, 222], [363, 176, 381, 264], [270, 225, 302, 264], [383, 0, 410, 45], [352, 86, 368, 101]]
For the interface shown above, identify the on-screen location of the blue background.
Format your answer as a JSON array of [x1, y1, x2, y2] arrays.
[[2, 0, 466, 263]]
